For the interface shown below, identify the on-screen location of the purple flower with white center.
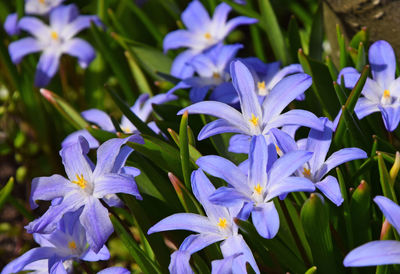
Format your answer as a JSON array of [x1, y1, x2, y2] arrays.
[[8, 4, 100, 87], [148, 169, 260, 274], [270, 118, 367, 206], [25, 135, 143, 252], [25, 0, 65, 15], [241, 57, 305, 100], [338, 40, 400, 131], [168, 43, 242, 104], [4, 13, 20, 36], [1, 211, 110, 274], [198, 135, 316, 239], [178, 60, 323, 144], [344, 196, 400, 266], [62, 93, 176, 149], [164, 0, 257, 78]]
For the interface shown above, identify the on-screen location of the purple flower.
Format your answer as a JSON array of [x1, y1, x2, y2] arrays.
[[62, 93, 176, 149], [344, 196, 400, 266], [197, 135, 316, 238], [8, 4, 100, 87], [1, 211, 110, 274], [97, 267, 130, 274], [168, 43, 242, 104], [270, 118, 367, 206], [148, 169, 259, 273], [4, 13, 20, 36], [241, 58, 305, 100], [178, 60, 323, 144], [164, 0, 257, 78], [25, 0, 65, 15], [25, 135, 143, 252], [338, 40, 400, 131]]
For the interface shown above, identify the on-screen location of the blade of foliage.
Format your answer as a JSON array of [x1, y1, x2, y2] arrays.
[[288, 16, 302, 63], [308, 2, 324, 61], [179, 111, 191, 190], [0, 177, 14, 212]]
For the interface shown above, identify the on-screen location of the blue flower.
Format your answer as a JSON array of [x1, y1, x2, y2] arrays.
[[344, 196, 400, 266], [8, 4, 100, 87], [168, 43, 242, 104], [62, 93, 176, 149], [3, 13, 20, 36], [1, 211, 110, 274], [25, 135, 143, 252], [178, 60, 323, 143], [270, 118, 367, 206], [148, 169, 259, 273], [197, 135, 316, 239], [97, 267, 130, 274], [164, 0, 257, 78], [25, 0, 65, 15], [338, 40, 400, 131], [240, 58, 305, 100]]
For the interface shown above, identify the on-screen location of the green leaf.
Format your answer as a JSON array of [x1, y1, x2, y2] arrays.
[[349, 27, 369, 50], [301, 194, 339, 274], [336, 25, 349, 69], [305, 266, 318, 274], [179, 111, 191, 190], [336, 168, 354, 249], [288, 16, 302, 63], [378, 153, 398, 203], [124, 50, 152, 95], [258, 0, 289, 64], [132, 46, 172, 77], [0, 177, 14, 212], [308, 2, 324, 61], [355, 42, 366, 72], [110, 215, 162, 274]]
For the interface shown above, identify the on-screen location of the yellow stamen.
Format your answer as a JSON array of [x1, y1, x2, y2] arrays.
[[257, 81, 266, 90], [384, 89, 391, 98], [217, 217, 227, 229], [249, 114, 259, 126], [39, 0, 45, 4], [72, 174, 87, 189], [275, 145, 281, 154], [68, 241, 77, 249], [51, 31, 58, 40], [121, 127, 132, 134], [212, 72, 220, 79], [254, 183, 263, 194], [204, 32, 212, 40], [302, 168, 311, 177]]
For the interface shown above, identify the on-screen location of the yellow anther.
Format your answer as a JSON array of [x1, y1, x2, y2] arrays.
[[121, 127, 132, 134], [249, 114, 259, 126], [275, 145, 281, 154], [257, 81, 266, 90], [212, 72, 220, 79], [254, 183, 263, 194], [68, 241, 77, 249], [51, 31, 58, 40], [384, 89, 391, 98], [39, 0, 45, 4], [302, 168, 311, 177], [204, 32, 212, 40], [72, 174, 87, 189], [217, 217, 228, 229]]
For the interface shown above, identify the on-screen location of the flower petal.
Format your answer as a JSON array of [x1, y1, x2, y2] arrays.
[[18, 17, 50, 38], [252, 202, 279, 239], [268, 150, 313, 185], [80, 245, 110, 261], [354, 97, 380, 119], [266, 176, 315, 202], [81, 109, 115, 132], [34, 50, 61, 87], [163, 30, 200, 52], [139, 93, 177, 121], [4, 13, 20, 36], [180, 233, 225, 254], [374, 195, 400, 235], [209, 187, 251, 207], [61, 15, 101, 40], [8, 37, 42, 64], [30, 175, 73, 209], [148, 213, 218, 235], [249, 135, 269, 188], [344, 240, 400, 266], [224, 16, 258, 36], [220, 235, 260, 274], [93, 173, 141, 200], [97, 267, 130, 274], [263, 73, 312, 122], [379, 104, 400, 132], [369, 40, 396, 88], [178, 101, 248, 133], [181, 0, 210, 32], [210, 3, 231, 37], [317, 148, 367, 179], [228, 134, 251, 154], [266, 64, 304, 91], [169, 251, 193, 274], [337, 67, 361, 89], [230, 60, 262, 121], [315, 176, 343, 206], [264, 109, 324, 134], [196, 156, 250, 195], [62, 129, 99, 149], [198, 119, 243, 140], [60, 136, 93, 182], [269, 128, 297, 154], [49, 4, 79, 33], [210, 82, 238, 105], [1, 247, 56, 274], [80, 197, 114, 253], [170, 50, 196, 78], [62, 38, 96, 68], [211, 253, 242, 274]]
